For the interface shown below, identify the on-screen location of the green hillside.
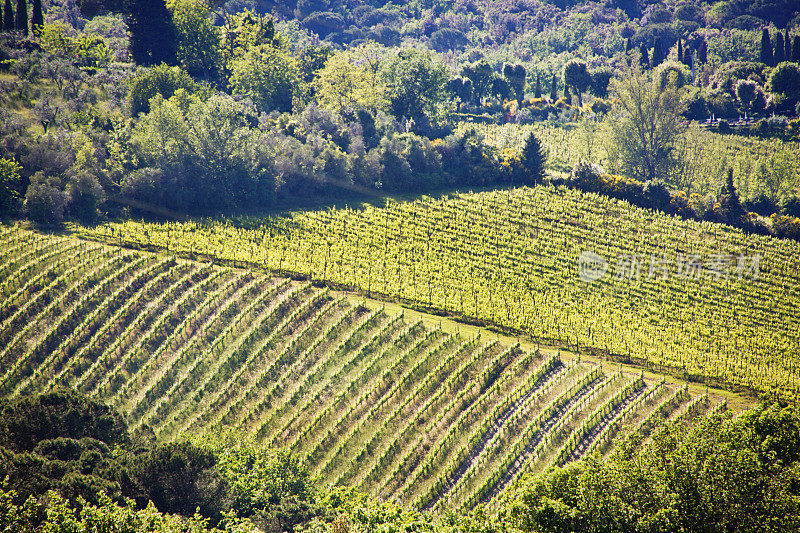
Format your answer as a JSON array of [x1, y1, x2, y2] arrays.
[[0, 224, 724, 511], [78, 184, 800, 402]]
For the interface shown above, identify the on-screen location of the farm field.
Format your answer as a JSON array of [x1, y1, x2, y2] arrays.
[[469, 122, 800, 200], [78, 184, 800, 402], [0, 225, 727, 510]]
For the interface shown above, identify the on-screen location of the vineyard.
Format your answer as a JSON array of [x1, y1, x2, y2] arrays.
[[470, 122, 800, 201], [79, 184, 800, 402], [0, 225, 725, 510]]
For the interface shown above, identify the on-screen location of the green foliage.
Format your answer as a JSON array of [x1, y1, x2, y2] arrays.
[[314, 47, 388, 116], [22, 175, 67, 227], [14, 0, 26, 35], [610, 62, 685, 183], [127, 63, 199, 115], [228, 45, 299, 112], [562, 59, 590, 106], [129, 441, 229, 521], [520, 131, 547, 183], [461, 60, 494, 105], [768, 62, 800, 105], [505, 403, 800, 533], [383, 48, 448, 131], [0, 157, 22, 215], [654, 60, 691, 92], [168, 0, 221, 79], [0, 390, 129, 452], [125, 0, 177, 66]]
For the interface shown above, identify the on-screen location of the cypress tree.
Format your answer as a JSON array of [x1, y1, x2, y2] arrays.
[[625, 38, 632, 53], [653, 37, 664, 66], [793, 35, 800, 63], [698, 38, 707, 64], [2, 0, 11, 33], [775, 31, 785, 64], [677, 39, 683, 63], [761, 28, 773, 66], [31, 0, 41, 34], [785, 29, 791, 61], [534, 73, 541, 99], [124, 0, 177, 66], [14, 0, 26, 35], [639, 43, 649, 68], [550, 73, 557, 101]]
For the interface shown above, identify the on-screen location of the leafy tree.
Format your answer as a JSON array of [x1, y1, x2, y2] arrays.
[[229, 45, 299, 112], [167, 0, 221, 79], [2, 0, 11, 32], [768, 61, 800, 105], [129, 442, 228, 520], [609, 61, 685, 183], [563, 59, 590, 106], [502, 63, 526, 103], [23, 175, 67, 226], [14, 0, 26, 35], [127, 63, 198, 115], [520, 131, 547, 183], [314, 48, 388, 116], [490, 76, 511, 101], [428, 28, 469, 52], [383, 49, 448, 131], [446, 77, 472, 104], [506, 403, 800, 533], [461, 60, 493, 104], [31, 0, 42, 35], [124, 0, 177, 66], [589, 67, 613, 98], [735, 79, 758, 117], [0, 158, 22, 216], [761, 27, 773, 66], [654, 60, 691, 91], [298, 44, 333, 85]]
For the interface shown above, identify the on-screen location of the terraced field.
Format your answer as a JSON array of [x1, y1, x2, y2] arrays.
[[0, 225, 723, 509], [80, 185, 800, 402]]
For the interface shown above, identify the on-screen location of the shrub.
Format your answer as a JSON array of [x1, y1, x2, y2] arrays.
[[23, 176, 67, 226], [127, 63, 198, 115]]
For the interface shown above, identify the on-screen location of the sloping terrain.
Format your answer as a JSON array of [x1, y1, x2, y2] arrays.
[[0, 225, 725, 509]]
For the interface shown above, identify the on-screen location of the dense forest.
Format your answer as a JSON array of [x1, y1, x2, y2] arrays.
[[0, 0, 799, 236]]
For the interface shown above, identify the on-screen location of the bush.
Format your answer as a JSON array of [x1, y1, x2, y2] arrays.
[[127, 63, 198, 115], [23, 177, 67, 226]]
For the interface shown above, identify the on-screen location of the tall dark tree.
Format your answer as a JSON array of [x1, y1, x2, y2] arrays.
[[639, 43, 650, 68], [761, 27, 773, 66], [14, 0, 26, 35], [549, 73, 557, 101], [793, 36, 800, 63], [520, 132, 547, 183], [124, 0, 177, 66], [31, 0, 42, 34], [534, 73, 541, 99], [785, 29, 791, 61], [698, 38, 707, 64], [676, 38, 683, 63], [775, 31, 785, 64], [2, 0, 11, 32], [625, 38, 632, 53], [652, 37, 664, 66]]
